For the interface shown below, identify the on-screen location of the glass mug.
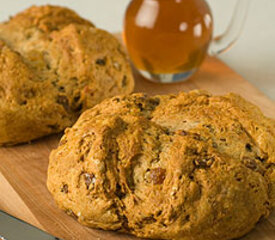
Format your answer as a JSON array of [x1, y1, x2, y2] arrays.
[[123, 0, 249, 83]]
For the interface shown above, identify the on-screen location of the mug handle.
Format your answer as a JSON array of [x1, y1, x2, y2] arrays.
[[208, 0, 250, 56]]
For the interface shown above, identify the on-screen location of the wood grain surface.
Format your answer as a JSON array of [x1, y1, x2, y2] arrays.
[[0, 57, 274, 240]]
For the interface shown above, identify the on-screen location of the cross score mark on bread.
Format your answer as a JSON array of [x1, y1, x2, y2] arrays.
[[47, 90, 275, 240]]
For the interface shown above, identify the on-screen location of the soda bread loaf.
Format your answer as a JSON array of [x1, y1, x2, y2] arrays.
[[47, 90, 275, 240], [0, 5, 134, 145]]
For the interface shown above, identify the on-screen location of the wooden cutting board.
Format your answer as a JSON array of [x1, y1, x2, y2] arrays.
[[0, 57, 274, 240]]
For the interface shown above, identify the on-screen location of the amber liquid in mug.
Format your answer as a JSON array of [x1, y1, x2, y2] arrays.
[[123, 0, 213, 75]]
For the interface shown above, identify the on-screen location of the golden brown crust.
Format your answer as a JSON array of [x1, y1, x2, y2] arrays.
[[0, 5, 134, 145], [5, 5, 94, 33], [47, 90, 275, 240]]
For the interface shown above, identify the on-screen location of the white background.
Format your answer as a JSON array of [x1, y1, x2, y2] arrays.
[[0, 0, 274, 100]]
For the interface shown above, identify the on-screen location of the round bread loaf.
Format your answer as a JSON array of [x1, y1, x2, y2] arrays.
[[0, 5, 134, 145], [47, 90, 275, 240]]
